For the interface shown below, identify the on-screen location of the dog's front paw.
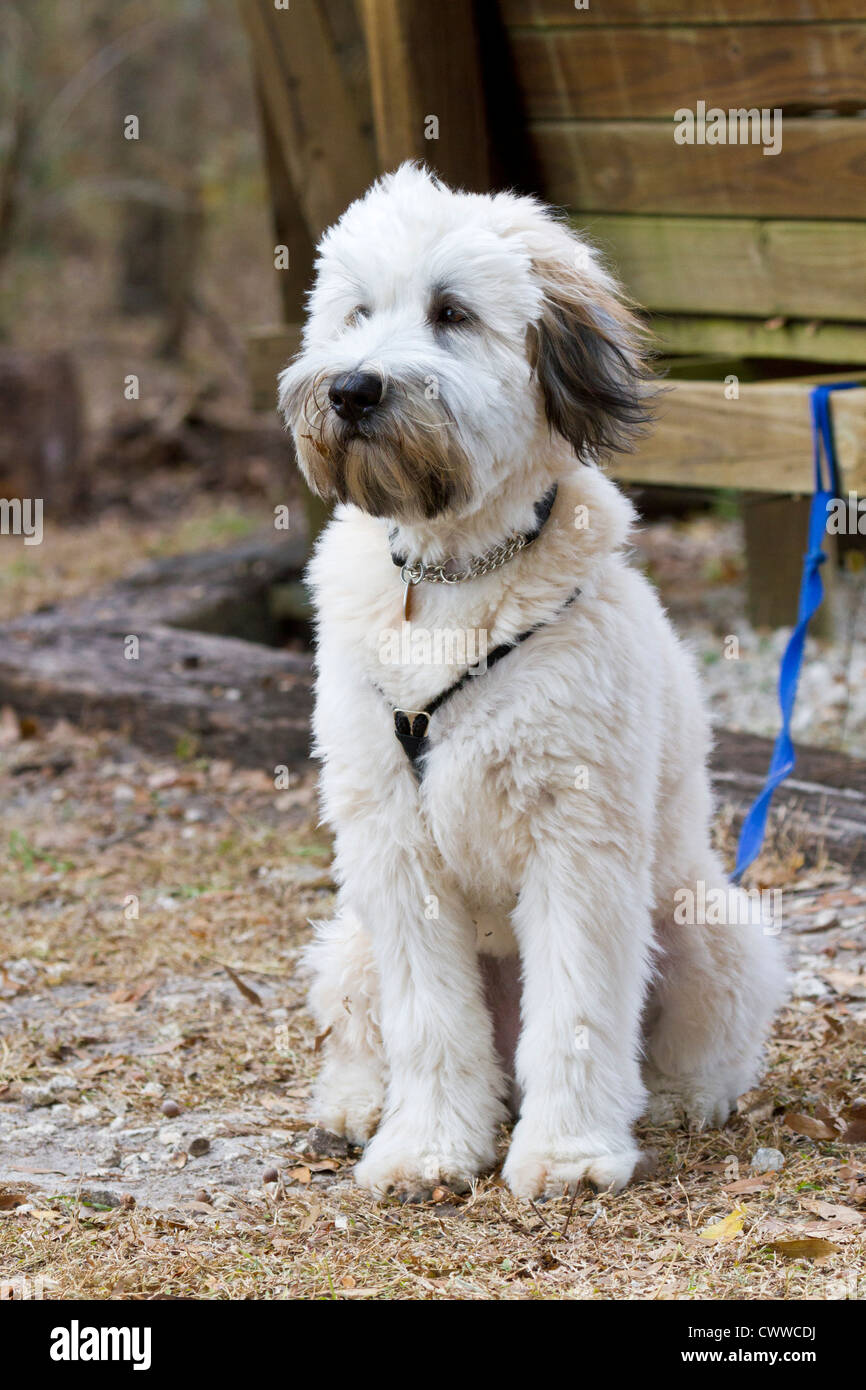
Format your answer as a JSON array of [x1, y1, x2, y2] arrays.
[[352, 1120, 493, 1202], [643, 1067, 738, 1132], [312, 1059, 384, 1146], [503, 1123, 641, 1197]]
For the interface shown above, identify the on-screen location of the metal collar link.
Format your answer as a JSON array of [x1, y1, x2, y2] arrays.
[[399, 530, 530, 589], [392, 483, 558, 591]]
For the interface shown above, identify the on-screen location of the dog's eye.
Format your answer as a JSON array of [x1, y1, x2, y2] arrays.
[[346, 306, 369, 327], [435, 303, 468, 327]]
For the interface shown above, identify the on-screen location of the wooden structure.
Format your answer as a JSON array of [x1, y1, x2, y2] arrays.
[[240, 0, 866, 627]]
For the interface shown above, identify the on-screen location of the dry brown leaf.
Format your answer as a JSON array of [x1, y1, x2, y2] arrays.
[[736, 1089, 774, 1121], [823, 969, 866, 999], [764, 1237, 841, 1260], [723, 1177, 771, 1196], [784, 1112, 838, 1141], [288, 1166, 312, 1185], [840, 1105, 866, 1144], [296, 1201, 322, 1233], [800, 1198, 864, 1226], [222, 964, 263, 1008], [0, 1192, 27, 1210]]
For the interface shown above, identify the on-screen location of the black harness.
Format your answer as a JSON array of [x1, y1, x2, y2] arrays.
[[380, 483, 574, 780], [387, 590, 579, 779]]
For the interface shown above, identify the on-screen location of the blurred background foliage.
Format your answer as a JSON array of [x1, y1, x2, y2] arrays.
[[0, 0, 277, 408]]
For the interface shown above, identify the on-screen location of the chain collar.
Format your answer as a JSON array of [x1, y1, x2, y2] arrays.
[[390, 483, 558, 590]]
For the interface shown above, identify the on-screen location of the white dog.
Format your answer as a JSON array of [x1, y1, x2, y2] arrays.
[[279, 164, 786, 1200]]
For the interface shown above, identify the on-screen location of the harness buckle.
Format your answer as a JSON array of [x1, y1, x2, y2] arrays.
[[393, 708, 430, 739]]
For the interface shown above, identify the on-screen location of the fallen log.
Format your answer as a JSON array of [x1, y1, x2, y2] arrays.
[[0, 614, 313, 769], [0, 536, 313, 768], [710, 730, 866, 872], [63, 533, 309, 642]]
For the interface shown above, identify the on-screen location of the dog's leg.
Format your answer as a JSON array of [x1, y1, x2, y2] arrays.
[[341, 836, 506, 1201], [304, 910, 385, 1145], [644, 859, 787, 1130], [502, 843, 652, 1198]]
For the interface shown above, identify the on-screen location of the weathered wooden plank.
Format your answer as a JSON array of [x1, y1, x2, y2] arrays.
[[238, 0, 376, 237], [654, 314, 866, 364], [611, 379, 866, 492], [503, 1, 866, 25], [534, 118, 866, 219], [511, 25, 866, 118], [249, 319, 866, 393], [246, 346, 866, 498], [359, 0, 491, 188], [584, 215, 866, 320]]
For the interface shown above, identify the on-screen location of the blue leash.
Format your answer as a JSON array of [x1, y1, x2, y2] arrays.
[[732, 382, 860, 881]]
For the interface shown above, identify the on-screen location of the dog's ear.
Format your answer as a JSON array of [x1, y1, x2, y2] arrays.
[[527, 231, 655, 461]]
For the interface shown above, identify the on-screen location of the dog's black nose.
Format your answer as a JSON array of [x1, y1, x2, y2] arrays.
[[328, 371, 383, 424]]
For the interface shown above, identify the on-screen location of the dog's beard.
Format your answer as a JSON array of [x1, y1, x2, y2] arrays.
[[284, 371, 473, 521]]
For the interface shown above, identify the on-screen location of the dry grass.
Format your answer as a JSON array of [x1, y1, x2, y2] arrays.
[[0, 719, 864, 1301]]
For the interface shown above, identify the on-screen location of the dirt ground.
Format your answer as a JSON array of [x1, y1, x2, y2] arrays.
[[1, 711, 865, 1300]]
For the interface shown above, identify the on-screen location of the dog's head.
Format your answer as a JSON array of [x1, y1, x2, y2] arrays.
[[279, 163, 652, 522]]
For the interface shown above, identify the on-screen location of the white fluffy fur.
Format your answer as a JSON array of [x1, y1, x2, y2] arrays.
[[281, 165, 786, 1200]]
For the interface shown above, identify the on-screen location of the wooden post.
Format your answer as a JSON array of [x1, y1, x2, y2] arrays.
[[240, 0, 376, 237], [742, 495, 836, 638], [240, 0, 377, 548], [359, 0, 492, 189]]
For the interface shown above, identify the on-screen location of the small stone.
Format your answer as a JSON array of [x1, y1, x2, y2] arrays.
[[142, 1082, 164, 1099], [79, 1188, 123, 1210], [193, 1189, 212, 1204], [161, 1099, 181, 1117], [21, 1077, 77, 1108], [752, 1147, 785, 1174], [188, 1137, 210, 1157], [301, 1126, 349, 1159]]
